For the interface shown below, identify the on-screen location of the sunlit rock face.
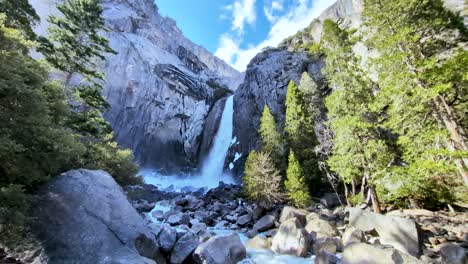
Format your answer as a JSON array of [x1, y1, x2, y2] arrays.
[[32, 0, 241, 173]]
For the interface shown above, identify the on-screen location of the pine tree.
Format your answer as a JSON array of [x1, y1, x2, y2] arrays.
[[322, 19, 395, 212], [37, 0, 139, 186], [362, 0, 468, 200], [298, 72, 322, 120], [285, 150, 311, 208], [243, 151, 284, 208], [39, 0, 116, 137], [0, 14, 84, 188], [258, 105, 284, 168], [285, 80, 320, 193], [0, 0, 39, 39]]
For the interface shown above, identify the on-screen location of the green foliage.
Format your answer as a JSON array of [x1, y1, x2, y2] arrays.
[[285, 80, 320, 192], [39, 0, 116, 84], [362, 0, 468, 203], [0, 14, 84, 188], [0, 0, 39, 39], [348, 193, 365, 207], [243, 151, 284, 208], [80, 133, 141, 186], [298, 72, 322, 119], [322, 19, 395, 210], [0, 185, 32, 249], [285, 150, 312, 207], [259, 106, 285, 168], [38, 0, 117, 138]]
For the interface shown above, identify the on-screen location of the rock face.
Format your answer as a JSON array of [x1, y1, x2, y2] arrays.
[[230, 48, 326, 175], [31, 169, 160, 264], [31, 0, 241, 173]]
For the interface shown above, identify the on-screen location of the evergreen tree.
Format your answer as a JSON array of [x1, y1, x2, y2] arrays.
[[39, 0, 116, 137], [298, 72, 322, 120], [243, 151, 284, 208], [285, 80, 320, 192], [362, 0, 468, 201], [258, 105, 284, 168], [38, 0, 139, 186], [0, 0, 39, 39], [322, 19, 395, 212], [285, 150, 312, 207], [0, 14, 84, 188]]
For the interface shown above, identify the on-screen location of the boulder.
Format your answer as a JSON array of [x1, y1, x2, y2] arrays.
[[341, 243, 423, 264], [439, 243, 467, 264], [271, 218, 310, 257], [193, 233, 247, 264], [252, 215, 276, 232], [167, 212, 190, 226], [312, 237, 338, 255], [237, 213, 253, 227], [158, 225, 177, 252], [347, 207, 420, 256], [191, 222, 207, 235], [305, 213, 338, 239], [246, 235, 271, 250], [279, 206, 308, 226], [170, 231, 199, 264], [342, 226, 365, 246], [31, 169, 160, 263], [315, 249, 340, 264]]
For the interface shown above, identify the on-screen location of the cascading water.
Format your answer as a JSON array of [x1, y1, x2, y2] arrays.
[[199, 95, 235, 186], [141, 96, 235, 191]]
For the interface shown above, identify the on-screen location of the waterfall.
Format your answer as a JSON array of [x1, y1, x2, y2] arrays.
[[140, 96, 235, 191], [199, 95, 234, 186]]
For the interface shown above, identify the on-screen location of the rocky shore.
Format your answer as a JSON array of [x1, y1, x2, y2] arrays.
[[128, 182, 468, 264]]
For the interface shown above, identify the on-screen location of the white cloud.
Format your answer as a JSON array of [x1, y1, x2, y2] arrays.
[[215, 0, 333, 71], [264, 0, 284, 23], [226, 0, 257, 34]]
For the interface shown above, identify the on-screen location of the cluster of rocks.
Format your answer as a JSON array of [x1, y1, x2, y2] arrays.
[[131, 182, 467, 264]]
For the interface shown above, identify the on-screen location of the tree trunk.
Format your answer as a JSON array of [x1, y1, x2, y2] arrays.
[[369, 185, 381, 214], [433, 96, 468, 187], [344, 181, 350, 206]]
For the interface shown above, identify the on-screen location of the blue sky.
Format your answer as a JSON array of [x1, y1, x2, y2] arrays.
[[155, 0, 334, 71]]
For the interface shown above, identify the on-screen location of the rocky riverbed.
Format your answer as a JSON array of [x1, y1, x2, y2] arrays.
[[127, 182, 468, 264]]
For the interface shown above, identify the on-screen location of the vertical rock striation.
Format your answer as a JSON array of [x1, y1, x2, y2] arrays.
[[31, 0, 241, 173]]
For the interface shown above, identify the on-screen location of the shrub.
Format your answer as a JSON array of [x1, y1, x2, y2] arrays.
[[243, 151, 284, 208]]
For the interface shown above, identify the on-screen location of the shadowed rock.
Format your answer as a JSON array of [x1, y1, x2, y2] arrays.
[[31, 169, 161, 264]]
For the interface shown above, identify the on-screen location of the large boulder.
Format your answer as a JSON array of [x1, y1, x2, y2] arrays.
[[271, 218, 310, 257], [341, 243, 423, 264], [157, 225, 177, 253], [31, 169, 160, 263], [279, 206, 309, 226], [253, 215, 276, 232], [347, 208, 420, 256], [193, 233, 247, 264], [305, 212, 338, 239], [342, 226, 365, 246], [246, 236, 272, 250], [170, 231, 199, 264]]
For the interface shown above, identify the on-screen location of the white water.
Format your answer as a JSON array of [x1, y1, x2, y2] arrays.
[[199, 95, 235, 186], [141, 96, 235, 191]]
